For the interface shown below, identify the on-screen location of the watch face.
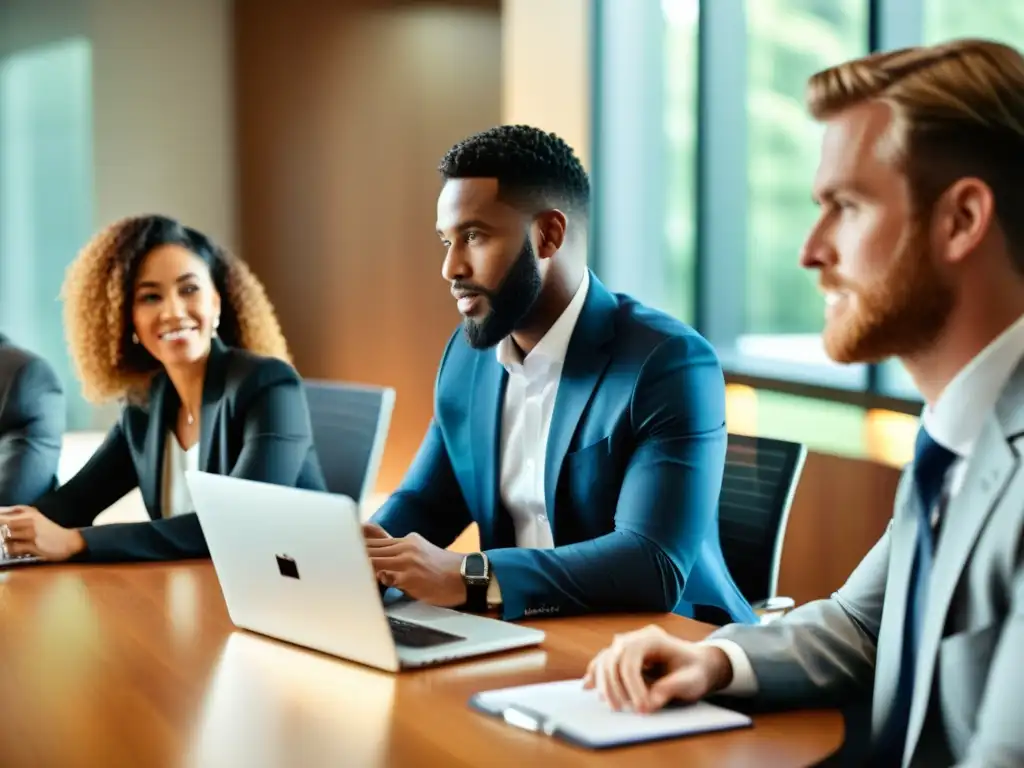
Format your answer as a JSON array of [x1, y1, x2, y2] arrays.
[[464, 553, 486, 579]]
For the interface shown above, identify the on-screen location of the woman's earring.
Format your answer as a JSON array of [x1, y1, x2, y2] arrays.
[[213, 316, 220, 336], [131, 332, 139, 344]]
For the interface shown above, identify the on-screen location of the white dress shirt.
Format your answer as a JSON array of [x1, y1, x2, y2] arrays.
[[708, 311, 1024, 695], [161, 432, 200, 519], [498, 269, 590, 547], [487, 270, 590, 602]]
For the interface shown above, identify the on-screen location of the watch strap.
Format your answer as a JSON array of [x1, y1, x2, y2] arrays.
[[461, 552, 490, 613]]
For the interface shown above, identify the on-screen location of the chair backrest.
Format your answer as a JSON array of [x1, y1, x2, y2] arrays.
[[718, 433, 807, 605], [303, 380, 396, 508]]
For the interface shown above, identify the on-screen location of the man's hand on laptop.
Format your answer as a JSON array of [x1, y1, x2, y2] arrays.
[[0, 506, 86, 561], [363, 523, 467, 608]]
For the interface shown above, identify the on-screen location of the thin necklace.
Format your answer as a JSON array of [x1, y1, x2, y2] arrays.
[[187, 411, 195, 426]]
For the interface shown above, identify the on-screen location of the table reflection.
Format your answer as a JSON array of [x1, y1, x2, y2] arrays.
[[445, 649, 548, 679], [186, 631, 397, 768]]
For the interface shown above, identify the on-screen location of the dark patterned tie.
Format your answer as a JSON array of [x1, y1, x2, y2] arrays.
[[875, 426, 958, 765]]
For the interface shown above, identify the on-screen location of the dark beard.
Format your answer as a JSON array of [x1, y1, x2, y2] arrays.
[[462, 237, 542, 349]]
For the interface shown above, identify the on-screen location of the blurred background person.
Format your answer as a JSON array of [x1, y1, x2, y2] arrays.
[[0, 334, 64, 507]]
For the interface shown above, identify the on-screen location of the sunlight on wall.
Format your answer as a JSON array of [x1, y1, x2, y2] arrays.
[[865, 409, 917, 467], [724, 384, 758, 436], [503, 0, 590, 167]]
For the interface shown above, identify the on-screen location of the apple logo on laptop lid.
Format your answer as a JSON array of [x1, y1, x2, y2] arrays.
[[276, 554, 300, 579]]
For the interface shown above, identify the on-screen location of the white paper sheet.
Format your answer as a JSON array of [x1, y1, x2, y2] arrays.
[[473, 678, 752, 748]]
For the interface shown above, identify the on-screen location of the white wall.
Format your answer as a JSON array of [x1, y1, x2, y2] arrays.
[[90, 0, 237, 251], [1, 0, 236, 260], [0, 0, 89, 55], [0, 0, 236, 429]]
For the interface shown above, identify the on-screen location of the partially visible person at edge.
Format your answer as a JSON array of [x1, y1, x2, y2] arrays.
[[0, 334, 65, 509], [584, 38, 1024, 768], [363, 124, 755, 625], [0, 215, 326, 563]]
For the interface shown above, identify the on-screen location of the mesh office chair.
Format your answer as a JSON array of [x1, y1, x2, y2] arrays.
[[303, 380, 396, 509], [718, 433, 807, 624]]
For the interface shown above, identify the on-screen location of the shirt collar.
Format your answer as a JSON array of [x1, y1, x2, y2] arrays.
[[496, 270, 590, 371], [923, 312, 1024, 456]]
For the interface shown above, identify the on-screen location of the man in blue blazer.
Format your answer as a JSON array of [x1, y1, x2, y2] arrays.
[[366, 125, 755, 625]]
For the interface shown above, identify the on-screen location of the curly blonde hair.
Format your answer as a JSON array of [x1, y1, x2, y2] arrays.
[[62, 214, 291, 404]]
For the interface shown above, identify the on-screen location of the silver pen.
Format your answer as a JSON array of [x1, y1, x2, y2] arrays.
[[502, 704, 558, 736]]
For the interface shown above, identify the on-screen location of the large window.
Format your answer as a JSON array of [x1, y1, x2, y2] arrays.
[[682, 0, 871, 389], [925, 1, 1024, 42], [595, 0, 1024, 458], [599, 0, 1024, 420], [878, 1, 1024, 398], [0, 37, 94, 429], [663, 0, 699, 326], [595, 0, 1024, 457], [742, 0, 868, 369]]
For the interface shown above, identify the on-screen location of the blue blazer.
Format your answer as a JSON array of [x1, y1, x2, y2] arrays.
[[373, 272, 756, 624]]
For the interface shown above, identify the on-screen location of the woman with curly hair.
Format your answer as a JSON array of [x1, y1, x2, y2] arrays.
[[0, 215, 326, 562]]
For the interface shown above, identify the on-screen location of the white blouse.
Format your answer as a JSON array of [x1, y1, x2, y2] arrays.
[[162, 431, 200, 519]]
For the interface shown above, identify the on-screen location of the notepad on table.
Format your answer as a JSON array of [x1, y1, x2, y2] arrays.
[[469, 678, 752, 750]]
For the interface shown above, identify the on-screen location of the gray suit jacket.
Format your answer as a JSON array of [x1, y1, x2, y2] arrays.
[[710, 361, 1024, 768], [0, 335, 64, 506]]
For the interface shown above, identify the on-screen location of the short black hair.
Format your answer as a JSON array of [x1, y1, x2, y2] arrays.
[[438, 125, 590, 216]]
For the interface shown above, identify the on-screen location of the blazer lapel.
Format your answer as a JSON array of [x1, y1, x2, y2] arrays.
[[141, 375, 174, 519], [198, 338, 228, 470], [903, 361, 1024, 757], [471, 354, 510, 547], [543, 275, 616, 525]]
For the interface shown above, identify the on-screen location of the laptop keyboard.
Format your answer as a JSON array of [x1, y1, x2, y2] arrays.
[[387, 616, 465, 648], [0, 554, 40, 566]]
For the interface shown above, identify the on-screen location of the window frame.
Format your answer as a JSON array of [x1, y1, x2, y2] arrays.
[[591, 0, 929, 417]]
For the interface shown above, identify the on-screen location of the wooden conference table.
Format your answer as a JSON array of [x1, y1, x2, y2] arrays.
[[0, 563, 843, 767]]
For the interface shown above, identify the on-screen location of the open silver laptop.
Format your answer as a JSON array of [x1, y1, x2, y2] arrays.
[[186, 471, 544, 672]]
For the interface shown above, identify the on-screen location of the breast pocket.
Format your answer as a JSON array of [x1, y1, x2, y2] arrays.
[[936, 622, 1000, 754], [564, 436, 620, 528]]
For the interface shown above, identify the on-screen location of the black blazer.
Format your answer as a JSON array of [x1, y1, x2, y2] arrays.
[[0, 334, 64, 506], [35, 339, 326, 561]]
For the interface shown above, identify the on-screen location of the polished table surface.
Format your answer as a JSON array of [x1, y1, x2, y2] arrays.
[[0, 562, 843, 767]]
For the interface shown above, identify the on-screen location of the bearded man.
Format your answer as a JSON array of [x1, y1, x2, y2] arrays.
[[362, 125, 755, 626]]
